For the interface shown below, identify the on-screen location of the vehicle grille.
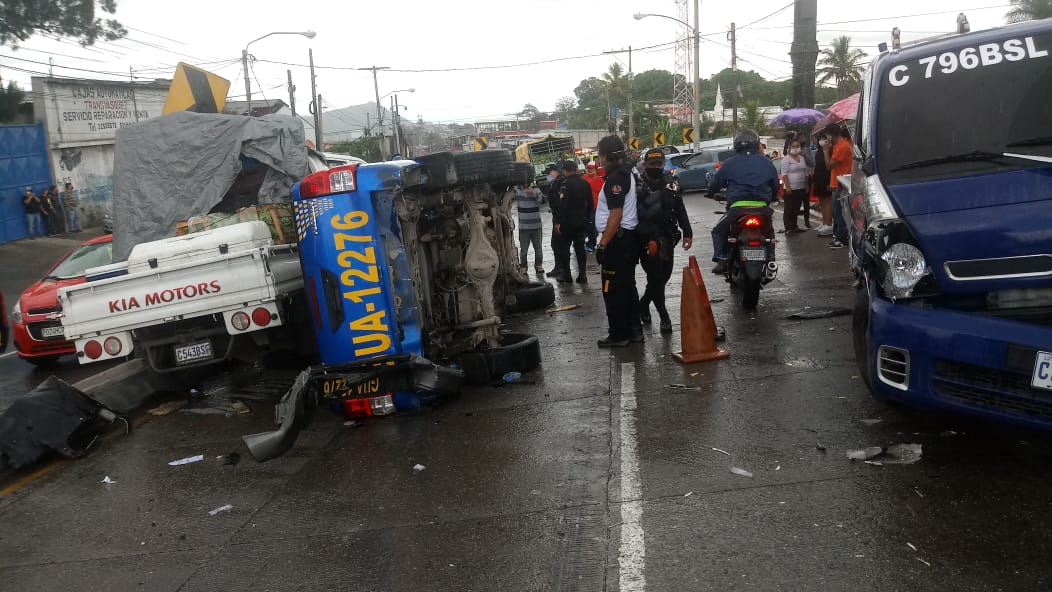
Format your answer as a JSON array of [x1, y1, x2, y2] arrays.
[[877, 346, 910, 389], [933, 360, 1052, 420], [27, 306, 60, 316], [27, 321, 67, 341]]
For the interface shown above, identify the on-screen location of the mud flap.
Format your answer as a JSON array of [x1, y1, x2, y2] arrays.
[[242, 355, 463, 462]]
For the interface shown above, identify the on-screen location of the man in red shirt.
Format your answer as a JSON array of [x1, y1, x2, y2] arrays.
[[823, 126, 854, 250], [583, 161, 605, 251]]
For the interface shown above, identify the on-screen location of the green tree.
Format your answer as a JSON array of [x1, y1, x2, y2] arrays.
[[632, 69, 677, 103], [741, 100, 769, 135], [817, 36, 867, 99], [329, 137, 382, 163], [1, 0, 127, 48], [554, 96, 576, 123], [1005, 0, 1052, 21], [0, 81, 26, 123]]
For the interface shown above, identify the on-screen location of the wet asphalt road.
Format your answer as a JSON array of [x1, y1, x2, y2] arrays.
[[2, 197, 1052, 591]]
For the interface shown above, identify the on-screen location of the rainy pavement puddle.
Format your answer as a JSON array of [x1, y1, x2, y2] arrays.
[[618, 361, 646, 592]]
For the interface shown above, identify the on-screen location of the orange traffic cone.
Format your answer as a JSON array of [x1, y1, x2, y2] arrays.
[[673, 255, 730, 364]]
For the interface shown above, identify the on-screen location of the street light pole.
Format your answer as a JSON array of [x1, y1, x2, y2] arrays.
[[242, 30, 316, 116], [692, 0, 701, 152]]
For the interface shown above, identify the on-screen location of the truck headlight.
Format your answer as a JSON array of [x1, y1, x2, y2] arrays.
[[880, 243, 928, 299], [12, 302, 22, 324]]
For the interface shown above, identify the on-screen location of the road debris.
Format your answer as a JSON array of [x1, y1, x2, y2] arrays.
[[413, 463, 426, 472], [147, 400, 188, 416], [916, 558, 931, 567], [684, 491, 694, 497], [786, 308, 852, 320], [815, 441, 827, 452], [846, 447, 884, 460], [502, 372, 522, 383], [101, 476, 117, 485], [666, 384, 701, 391], [775, 464, 782, 471], [231, 401, 251, 415], [711, 447, 732, 456], [860, 418, 883, 426], [690, 372, 700, 377], [730, 467, 754, 478], [208, 504, 234, 516], [545, 304, 579, 313], [914, 488, 924, 498], [940, 430, 960, 437], [168, 454, 204, 466], [217, 452, 241, 466], [907, 542, 918, 552]]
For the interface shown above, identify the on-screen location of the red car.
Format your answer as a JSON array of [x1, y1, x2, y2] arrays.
[[12, 234, 114, 366]]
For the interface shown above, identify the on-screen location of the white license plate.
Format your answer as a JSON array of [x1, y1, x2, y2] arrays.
[[174, 340, 213, 365], [1032, 351, 1052, 391], [41, 326, 65, 338], [741, 249, 766, 261]]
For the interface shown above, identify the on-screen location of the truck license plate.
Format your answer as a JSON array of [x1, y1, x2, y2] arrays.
[[1032, 351, 1052, 391], [41, 326, 65, 338], [174, 340, 213, 365], [741, 249, 766, 261]]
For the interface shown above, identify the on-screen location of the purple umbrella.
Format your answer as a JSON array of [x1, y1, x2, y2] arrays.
[[769, 108, 825, 127]]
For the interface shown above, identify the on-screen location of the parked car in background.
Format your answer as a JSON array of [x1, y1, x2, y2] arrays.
[[103, 210, 114, 234], [323, 152, 368, 167], [674, 148, 738, 192], [1, 290, 9, 354], [12, 234, 114, 366]]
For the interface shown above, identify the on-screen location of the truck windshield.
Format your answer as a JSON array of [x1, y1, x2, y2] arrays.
[[876, 30, 1052, 184]]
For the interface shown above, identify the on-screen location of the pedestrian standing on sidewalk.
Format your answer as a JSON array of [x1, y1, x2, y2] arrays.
[[22, 187, 43, 238], [39, 188, 60, 236], [594, 135, 643, 348], [779, 140, 811, 234], [48, 185, 67, 233], [823, 126, 854, 250], [62, 182, 81, 232], [636, 148, 693, 334], [812, 132, 834, 235], [554, 160, 592, 284], [513, 184, 545, 274]]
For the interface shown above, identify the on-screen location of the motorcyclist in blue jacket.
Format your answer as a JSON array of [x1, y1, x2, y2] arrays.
[[706, 129, 780, 274]]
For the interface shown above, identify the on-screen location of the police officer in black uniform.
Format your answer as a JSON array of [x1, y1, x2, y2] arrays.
[[594, 135, 643, 348], [554, 160, 593, 284], [544, 164, 567, 278], [636, 148, 693, 334]]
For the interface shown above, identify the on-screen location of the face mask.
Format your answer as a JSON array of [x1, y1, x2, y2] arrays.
[[818, 140, 828, 147], [790, 148, 801, 155]]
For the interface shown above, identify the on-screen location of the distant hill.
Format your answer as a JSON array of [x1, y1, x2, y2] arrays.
[[321, 102, 389, 142]]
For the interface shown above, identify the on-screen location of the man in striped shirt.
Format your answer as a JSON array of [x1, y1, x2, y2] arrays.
[[513, 184, 545, 274]]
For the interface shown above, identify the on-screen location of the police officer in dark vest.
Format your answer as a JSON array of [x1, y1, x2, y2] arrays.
[[594, 135, 643, 348], [554, 160, 593, 284], [544, 164, 567, 278], [636, 148, 693, 333]]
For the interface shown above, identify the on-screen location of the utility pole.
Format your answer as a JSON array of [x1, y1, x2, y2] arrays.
[[129, 66, 140, 122], [602, 47, 634, 140], [728, 22, 738, 130], [359, 66, 390, 156], [392, 95, 403, 156], [287, 69, 297, 116], [692, 0, 700, 151], [316, 94, 324, 150], [309, 49, 321, 149], [242, 49, 253, 116], [789, 0, 819, 109]]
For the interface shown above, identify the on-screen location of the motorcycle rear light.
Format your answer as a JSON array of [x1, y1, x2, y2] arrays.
[[747, 240, 762, 246], [342, 394, 396, 417], [743, 216, 762, 227], [251, 307, 272, 327], [84, 340, 103, 360], [715, 162, 723, 169], [231, 311, 251, 331], [103, 336, 122, 356], [300, 165, 357, 198]]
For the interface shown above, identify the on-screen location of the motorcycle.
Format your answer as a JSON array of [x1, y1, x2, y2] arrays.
[[718, 204, 779, 309]]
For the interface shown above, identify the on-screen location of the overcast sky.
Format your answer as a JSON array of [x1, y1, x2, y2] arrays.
[[0, 0, 1015, 125]]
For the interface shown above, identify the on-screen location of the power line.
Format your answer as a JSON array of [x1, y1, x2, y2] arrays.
[[738, 2, 794, 30]]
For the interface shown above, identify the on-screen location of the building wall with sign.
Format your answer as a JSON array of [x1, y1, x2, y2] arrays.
[[31, 77, 171, 225]]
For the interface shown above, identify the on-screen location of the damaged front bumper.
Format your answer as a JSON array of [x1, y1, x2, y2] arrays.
[[242, 354, 463, 462]]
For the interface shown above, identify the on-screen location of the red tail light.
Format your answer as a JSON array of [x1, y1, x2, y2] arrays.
[[747, 240, 762, 246], [743, 216, 762, 227], [252, 307, 273, 327], [715, 162, 723, 169], [300, 165, 357, 198], [343, 394, 396, 417], [84, 340, 103, 359]]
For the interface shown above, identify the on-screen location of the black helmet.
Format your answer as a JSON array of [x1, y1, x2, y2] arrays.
[[733, 129, 760, 153]]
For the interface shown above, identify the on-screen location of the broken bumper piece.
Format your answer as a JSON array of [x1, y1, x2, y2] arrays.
[[242, 354, 462, 462]]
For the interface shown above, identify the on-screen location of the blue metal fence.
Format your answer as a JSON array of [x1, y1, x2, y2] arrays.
[[0, 124, 52, 245]]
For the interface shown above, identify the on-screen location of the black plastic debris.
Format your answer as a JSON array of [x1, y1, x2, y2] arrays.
[[786, 308, 853, 320], [0, 376, 123, 469]]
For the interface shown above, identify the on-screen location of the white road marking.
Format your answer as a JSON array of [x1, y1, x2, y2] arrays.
[[618, 361, 646, 592], [0, 351, 17, 359]]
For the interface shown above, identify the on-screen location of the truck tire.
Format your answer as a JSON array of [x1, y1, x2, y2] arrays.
[[507, 282, 555, 313], [456, 332, 541, 385], [453, 150, 514, 185], [415, 151, 458, 190]]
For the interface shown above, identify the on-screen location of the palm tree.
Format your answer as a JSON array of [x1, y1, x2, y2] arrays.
[[1005, 0, 1052, 22], [741, 100, 768, 135], [817, 36, 868, 99]]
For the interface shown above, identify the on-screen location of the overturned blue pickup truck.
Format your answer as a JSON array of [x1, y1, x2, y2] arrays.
[[244, 151, 552, 460]]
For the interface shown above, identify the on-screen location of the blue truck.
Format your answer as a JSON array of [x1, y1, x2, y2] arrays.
[[245, 151, 551, 460], [848, 19, 1052, 428]]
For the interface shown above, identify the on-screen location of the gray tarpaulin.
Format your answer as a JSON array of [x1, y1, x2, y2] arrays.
[[111, 111, 308, 261]]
